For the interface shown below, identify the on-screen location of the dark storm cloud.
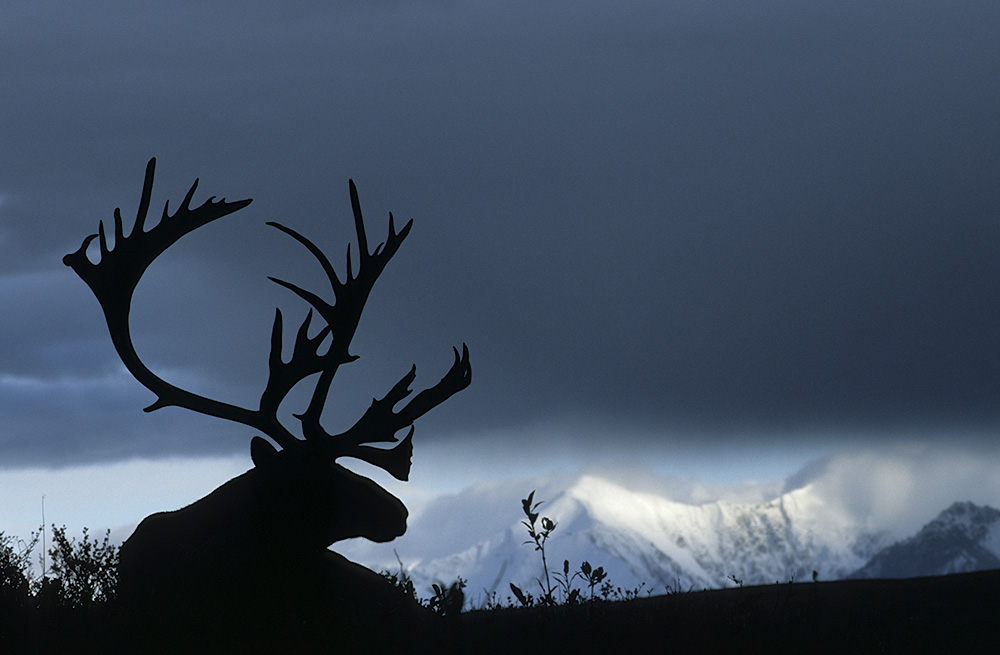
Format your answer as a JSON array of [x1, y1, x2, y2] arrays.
[[1, 1, 998, 466]]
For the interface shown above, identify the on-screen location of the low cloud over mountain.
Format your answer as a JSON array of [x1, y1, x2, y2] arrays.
[[335, 447, 1000, 605]]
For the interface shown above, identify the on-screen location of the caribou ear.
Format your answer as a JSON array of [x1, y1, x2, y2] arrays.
[[251, 436, 279, 467]]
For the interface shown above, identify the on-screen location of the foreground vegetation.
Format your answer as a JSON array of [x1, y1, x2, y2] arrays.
[[382, 490, 655, 614], [3, 551, 997, 652], [3, 496, 998, 652], [1, 526, 118, 610], [0, 491, 648, 622]]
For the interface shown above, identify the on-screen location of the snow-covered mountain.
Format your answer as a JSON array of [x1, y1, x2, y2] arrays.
[[333, 466, 1000, 607], [850, 501, 1000, 579]]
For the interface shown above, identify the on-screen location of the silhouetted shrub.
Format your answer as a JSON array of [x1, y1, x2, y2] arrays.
[[0, 526, 119, 611], [0, 531, 39, 606], [42, 526, 119, 607]]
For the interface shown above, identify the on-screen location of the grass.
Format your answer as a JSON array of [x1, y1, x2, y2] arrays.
[[4, 494, 1000, 652], [3, 551, 998, 652]]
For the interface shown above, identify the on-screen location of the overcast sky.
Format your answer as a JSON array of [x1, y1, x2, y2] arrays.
[[2, 2, 999, 537]]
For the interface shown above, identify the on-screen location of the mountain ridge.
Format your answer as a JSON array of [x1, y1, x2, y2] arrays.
[[850, 501, 1000, 579], [333, 472, 1000, 606]]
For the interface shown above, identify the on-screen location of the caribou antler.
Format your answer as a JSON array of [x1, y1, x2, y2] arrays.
[[65, 158, 471, 480], [266, 181, 471, 462]]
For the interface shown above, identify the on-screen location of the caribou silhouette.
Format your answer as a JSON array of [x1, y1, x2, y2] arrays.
[[63, 159, 470, 621]]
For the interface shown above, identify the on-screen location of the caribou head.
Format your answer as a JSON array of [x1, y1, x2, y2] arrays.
[[63, 159, 471, 558]]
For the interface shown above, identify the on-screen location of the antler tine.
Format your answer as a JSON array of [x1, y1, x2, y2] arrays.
[[267, 180, 415, 445], [353, 427, 415, 481], [63, 158, 305, 449], [259, 308, 334, 418], [325, 344, 471, 481], [263, 179, 465, 482], [266, 221, 341, 290], [395, 344, 472, 426], [347, 344, 470, 442], [267, 183, 413, 347], [349, 179, 369, 263], [132, 156, 155, 234]]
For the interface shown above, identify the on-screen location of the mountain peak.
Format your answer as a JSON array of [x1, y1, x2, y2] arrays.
[[850, 501, 1000, 579], [929, 501, 1000, 540]]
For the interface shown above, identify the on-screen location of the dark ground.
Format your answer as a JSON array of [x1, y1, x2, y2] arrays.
[[457, 569, 1000, 654], [3, 570, 997, 653]]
